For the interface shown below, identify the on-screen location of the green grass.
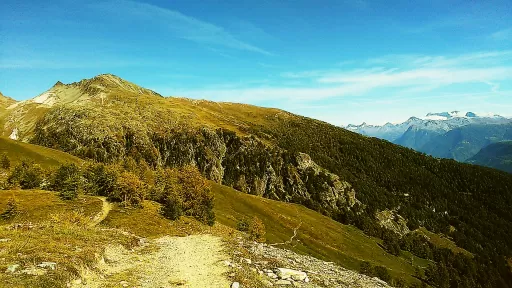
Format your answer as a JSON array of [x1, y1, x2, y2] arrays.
[[0, 137, 82, 168], [417, 227, 472, 257], [212, 182, 423, 283]]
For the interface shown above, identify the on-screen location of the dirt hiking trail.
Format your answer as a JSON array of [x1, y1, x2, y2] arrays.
[[73, 234, 231, 288], [89, 196, 112, 227]]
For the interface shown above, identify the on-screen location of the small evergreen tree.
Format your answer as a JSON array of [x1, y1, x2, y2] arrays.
[[374, 266, 391, 282], [0, 153, 10, 170], [52, 164, 81, 200], [1, 197, 19, 220], [7, 160, 43, 189], [359, 261, 374, 276], [236, 218, 250, 232], [161, 195, 182, 220]]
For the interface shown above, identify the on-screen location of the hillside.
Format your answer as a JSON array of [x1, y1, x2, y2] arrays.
[[468, 141, 512, 173], [3, 74, 512, 287], [0, 137, 82, 168], [212, 182, 427, 282]]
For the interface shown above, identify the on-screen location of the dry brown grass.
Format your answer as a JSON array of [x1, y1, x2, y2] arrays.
[[101, 200, 209, 238], [0, 193, 137, 288], [0, 190, 101, 224]]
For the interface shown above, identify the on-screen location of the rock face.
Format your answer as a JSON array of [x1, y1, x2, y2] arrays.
[[376, 210, 410, 236], [32, 109, 359, 215]]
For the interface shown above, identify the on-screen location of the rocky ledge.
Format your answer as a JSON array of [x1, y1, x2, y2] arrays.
[[227, 238, 393, 287]]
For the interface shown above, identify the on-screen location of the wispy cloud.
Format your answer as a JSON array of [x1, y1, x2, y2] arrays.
[[94, 0, 273, 55], [490, 28, 512, 41], [172, 50, 512, 105]]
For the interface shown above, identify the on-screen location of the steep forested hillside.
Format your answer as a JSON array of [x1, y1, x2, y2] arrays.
[[4, 74, 512, 287], [468, 141, 512, 173]]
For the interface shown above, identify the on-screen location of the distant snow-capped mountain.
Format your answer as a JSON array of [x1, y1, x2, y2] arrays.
[[346, 111, 510, 143]]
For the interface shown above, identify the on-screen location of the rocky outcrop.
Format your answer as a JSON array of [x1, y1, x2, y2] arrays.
[[31, 106, 359, 215], [376, 210, 410, 236], [229, 239, 393, 288]]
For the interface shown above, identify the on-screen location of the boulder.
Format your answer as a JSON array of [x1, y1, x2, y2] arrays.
[[275, 268, 308, 281], [5, 264, 19, 273], [231, 282, 240, 288]]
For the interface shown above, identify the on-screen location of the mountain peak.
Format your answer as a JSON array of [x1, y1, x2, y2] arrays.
[[52, 81, 65, 87], [17, 74, 162, 108]]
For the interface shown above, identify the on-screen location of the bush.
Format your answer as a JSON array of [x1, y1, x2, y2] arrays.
[[83, 163, 118, 196], [374, 265, 391, 282], [236, 218, 250, 232], [112, 171, 146, 207], [52, 164, 81, 200], [359, 261, 374, 276], [0, 153, 10, 170], [249, 216, 266, 242], [1, 197, 19, 220], [161, 195, 182, 220], [158, 166, 215, 226], [7, 160, 43, 189]]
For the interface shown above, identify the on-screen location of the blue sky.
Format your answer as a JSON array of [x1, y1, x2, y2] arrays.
[[1, 0, 511, 125]]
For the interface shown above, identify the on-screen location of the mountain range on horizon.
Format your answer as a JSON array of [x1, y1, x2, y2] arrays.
[[346, 110, 512, 173]]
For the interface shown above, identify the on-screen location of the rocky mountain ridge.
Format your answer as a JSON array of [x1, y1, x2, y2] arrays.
[[346, 111, 511, 143], [0, 75, 359, 218]]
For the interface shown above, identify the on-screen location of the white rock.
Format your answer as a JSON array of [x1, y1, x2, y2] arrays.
[[37, 262, 57, 270], [242, 258, 252, 264], [5, 264, 19, 273], [275, 268, 308, 281], [231, 282, 240, 288], [267, 272, 278, 279], [275, 279, 292, 285]]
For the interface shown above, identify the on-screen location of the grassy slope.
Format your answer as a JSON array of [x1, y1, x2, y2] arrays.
[[0, 137, 82, 168], [101, 201, 209, 238], [0, 190, 136, 288], [0, 190, 101, 223], [417, 227, 472, 257], [212, 182, 429, 282]]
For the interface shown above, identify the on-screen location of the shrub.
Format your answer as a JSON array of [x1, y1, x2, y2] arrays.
[[0, 153, 10, 170], [112, 171, 146, 207], [1, 197, 19, 220], [236, 218, 250, 232], [374, 265, 391, 282], [52, 164, 81, 200], [249, 216, 266, 242], [359, 261, 374, 276], [7, 160, 43, 189], [158, 166, 215, 226], [83, 163, 118, 196]]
